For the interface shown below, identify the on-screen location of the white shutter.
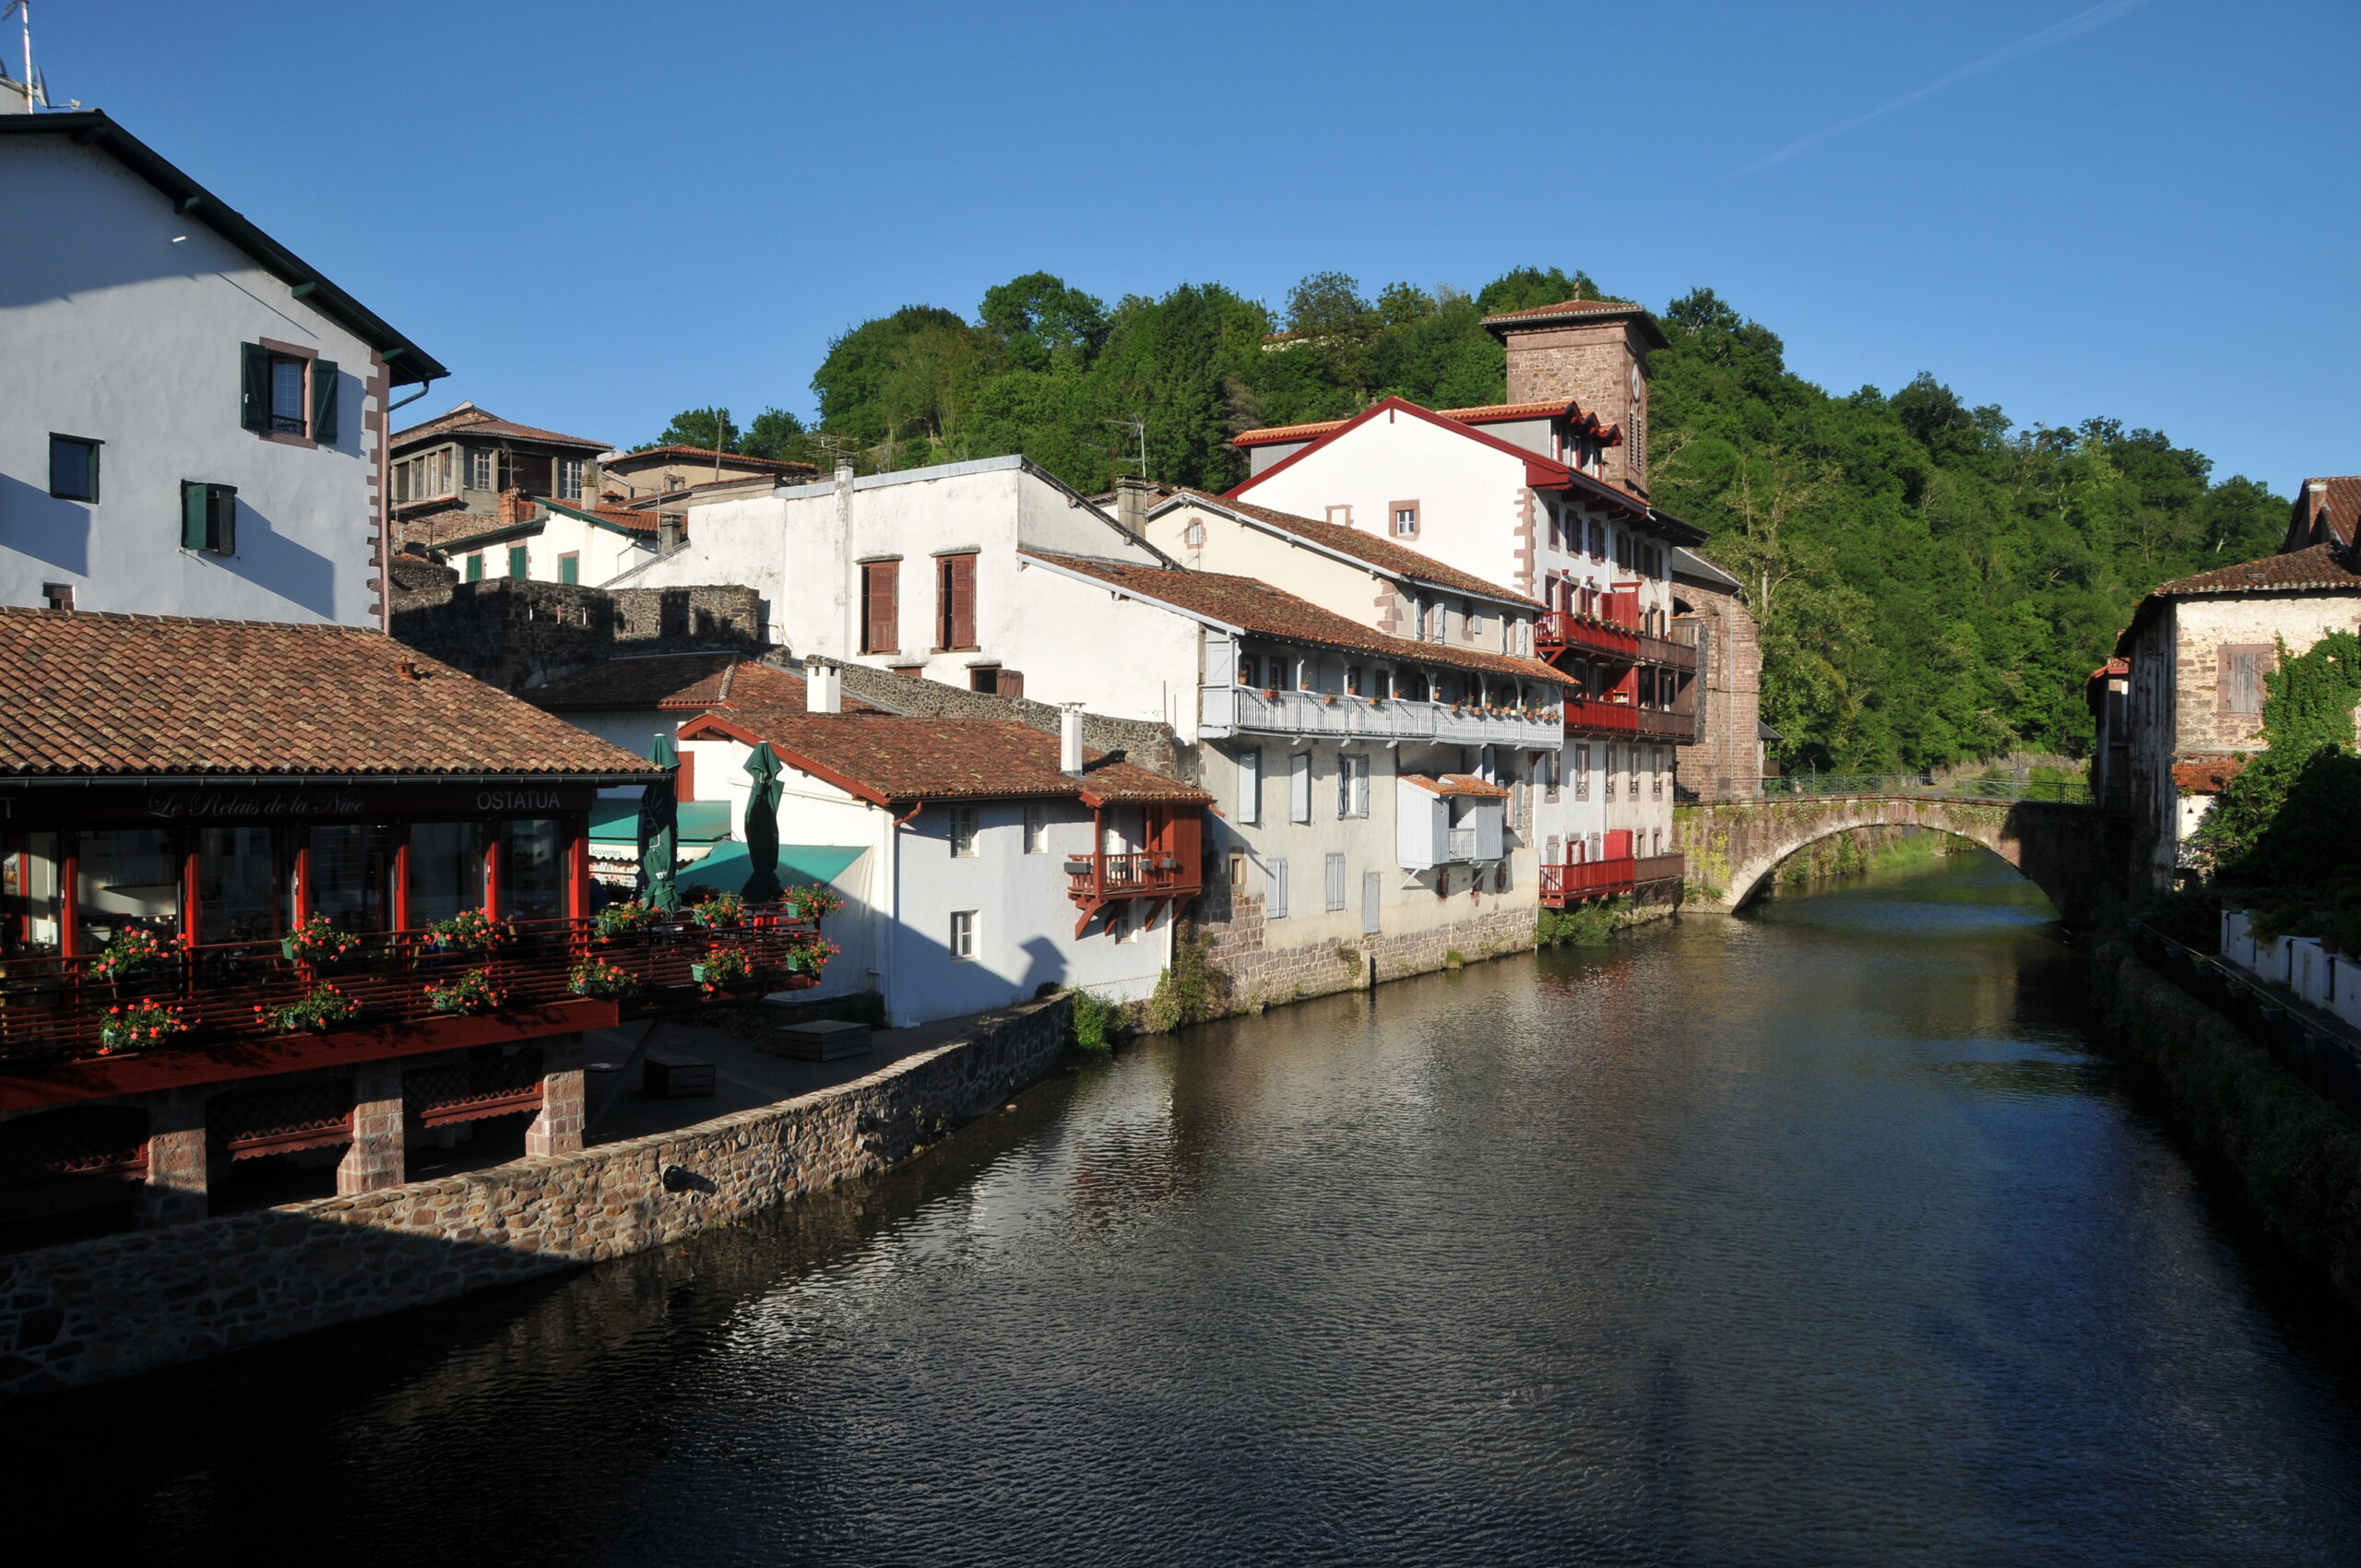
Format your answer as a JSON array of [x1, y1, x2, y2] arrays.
[[1324, 852, 1347, 911], [1237, 748, 1261, 826], [1268, 857, 1289, 919], [1290, 752, 1311, 824]]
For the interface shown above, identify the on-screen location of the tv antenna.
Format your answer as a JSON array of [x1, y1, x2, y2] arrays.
[[1103, 416, 1148, 480], [5, 1, 33, 113]]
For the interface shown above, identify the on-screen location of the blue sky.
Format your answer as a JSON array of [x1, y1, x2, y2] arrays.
[[30, 0, 2357, 493]]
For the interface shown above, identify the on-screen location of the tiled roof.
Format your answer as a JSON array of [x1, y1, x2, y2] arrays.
[[0, 612, 661, 779], [1482, 297, 1641, 322], [605, 445, 819, 477], [1401, 773, 1511, 799], [391, 402, 608, 452], [2174, 755, 2250, 794], [1169, 492, 1541, 607], [1021, 552, 1574, 688], [2288, 477, 2361, 550], [2153, 543, 2361, 597], [527, 655, 878, 715], [1232, 398, 1616, 450], [677, 711, 1208, 806]]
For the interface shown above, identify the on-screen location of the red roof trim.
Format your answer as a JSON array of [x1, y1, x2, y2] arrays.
[[1228, 396, 1646, 517]]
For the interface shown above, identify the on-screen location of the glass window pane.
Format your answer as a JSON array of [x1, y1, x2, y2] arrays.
[[198, 826, 280, 944], [4, 832, 63, 956], [408, 822, 486, 927], [77, 828, 180, 955], [310, 824, 392, 933], [504, 819, 564, 921], [270, 358, 305, 425]]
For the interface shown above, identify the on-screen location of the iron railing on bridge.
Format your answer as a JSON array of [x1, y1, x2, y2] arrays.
[[2130, 920, 2361, 1123], [1756, 773, 2092, 805]]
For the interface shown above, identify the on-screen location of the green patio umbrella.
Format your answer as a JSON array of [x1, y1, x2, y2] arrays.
[[638, 733, 681, 912], [741, 741, 784, 903]]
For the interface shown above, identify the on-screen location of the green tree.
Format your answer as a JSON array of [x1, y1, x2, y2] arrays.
[[2193, 632, 2361, 879], [647, 406, 736, 452]]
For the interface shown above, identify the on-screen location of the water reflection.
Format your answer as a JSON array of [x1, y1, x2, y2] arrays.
[[8, 853, 2361, 1565]]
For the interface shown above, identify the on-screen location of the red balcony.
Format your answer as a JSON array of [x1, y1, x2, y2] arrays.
[[1065, 805, 1204, 937], [1563, 694, 1641, 736], [0, 910, 832, 1100], [1540, 857, 1635, 906], [1535, 611, 1639, 662], [1638, 627, 1700, 672]]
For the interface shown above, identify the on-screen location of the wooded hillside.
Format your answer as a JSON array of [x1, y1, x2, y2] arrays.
[[648, 267, 2286, 773]]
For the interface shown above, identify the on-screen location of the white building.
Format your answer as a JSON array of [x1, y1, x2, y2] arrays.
[[0, 111, 445, 626]]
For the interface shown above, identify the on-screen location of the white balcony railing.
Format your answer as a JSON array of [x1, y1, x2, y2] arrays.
[[1202, 685, 1563, 747]]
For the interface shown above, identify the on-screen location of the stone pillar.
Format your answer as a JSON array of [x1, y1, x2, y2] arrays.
[[136, 1091, 209, 1227], [526, 1033, 586, 1158], [338, 1060, 407, 1194]]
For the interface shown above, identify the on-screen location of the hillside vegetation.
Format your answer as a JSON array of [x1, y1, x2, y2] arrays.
[[649, 267, 2285, 773]]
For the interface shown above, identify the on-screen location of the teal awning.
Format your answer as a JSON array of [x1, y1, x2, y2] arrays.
[[592, 799, 732, 846], [677, 842, 866, 893]]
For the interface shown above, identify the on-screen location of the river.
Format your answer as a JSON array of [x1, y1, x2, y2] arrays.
[[10, 851, 2361, 1564]]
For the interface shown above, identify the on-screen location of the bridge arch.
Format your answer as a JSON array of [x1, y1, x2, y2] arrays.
[[1675, 795, 2115, 919]]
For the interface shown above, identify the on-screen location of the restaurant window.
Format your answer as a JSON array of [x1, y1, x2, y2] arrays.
[[310, 824, 393, 933], [504, 819, 566, 921], [76, 828, 178, 957], [198, 826, 279, 944], [407, 821, 486, 926], [3, 832, 64, 956]]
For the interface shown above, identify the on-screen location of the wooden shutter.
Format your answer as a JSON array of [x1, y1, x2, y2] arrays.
[[942, 553, 977, 648], [861, 561, 898, 652], [181, 481, 208, 550], [309, 360, 338, 443], [998, 670, 1024, 699], [240, 344, 267, 432], [209, 486, 235, 555]]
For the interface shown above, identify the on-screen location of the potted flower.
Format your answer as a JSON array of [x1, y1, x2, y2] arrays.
[[780, 883, 845, 921], [691, 942, 756, 992], [425, 909, 510, 952], [568, 955, 642, 999], [281, 913, 362, 968], [780, 935, 842, 977], [99, 997, 187, 1054], [689, 892, 744, 931], [595, 899, 660, 940], [424, 967, 509, 1014], [255, 981, 362, 1034], [90, 926, 179, 983]]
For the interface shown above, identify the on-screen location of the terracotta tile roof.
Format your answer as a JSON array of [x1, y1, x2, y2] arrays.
[[1232, 398, 1615, 449], [1482, 297, 1640, 321], [1021, 552, 1574, 688], [2153, 543, 2361, 597], [391, 402, 608, 452], [1169, 492, 1542, 607], [605, 445, 818, 478], [1401, 773, 1510, 798], [2174, 755, 2250, 794], [676, 711, 1208, 806], [2288, 477, 2361, 550], [527, 655, 878, 715], [1478, 297, 1668, 345], [0, 611, 661, 779]]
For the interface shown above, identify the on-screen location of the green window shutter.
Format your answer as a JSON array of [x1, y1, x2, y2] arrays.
[[508, 546, 528, 578], [465, 553, 484, 583], [181, 481, 208, 549], [209, 485, 236, 555], [240, 344, 268, 432], [309, 359, 339, 444], [558, 553, 579, 585]]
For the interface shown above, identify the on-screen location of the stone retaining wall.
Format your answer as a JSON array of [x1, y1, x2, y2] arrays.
[[1195, 890, 1541, 1013], [0, 997, 1072, 1397]]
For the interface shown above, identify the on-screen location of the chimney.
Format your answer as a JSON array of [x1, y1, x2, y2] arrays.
[[805, 655, 843, 715], [1113, 474, 1153, 537], [658, 510, 683, 552], [497, 486, 536, 527], [1060, 703, 1086, 777], [835, 460, 857, 493]]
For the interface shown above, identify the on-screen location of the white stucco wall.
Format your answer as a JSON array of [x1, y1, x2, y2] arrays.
[[1, 133, 391, 624]]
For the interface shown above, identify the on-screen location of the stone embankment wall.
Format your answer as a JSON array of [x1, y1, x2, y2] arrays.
[[1191, 880, 1542, 1013], [2087, 940, 2361, 1311], [0, 998, 1071, 1397]]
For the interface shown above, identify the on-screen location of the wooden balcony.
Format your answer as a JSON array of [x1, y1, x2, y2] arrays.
[[1563, 694, 1641, 737], [0, 910, 829, 1082], [1637, 708, 1701, 742], [1540, 857, 1635, 906], [1065, 806, 1204, 938], [1638, 627, 1700, 672], [1535, 610, 1639, 662]]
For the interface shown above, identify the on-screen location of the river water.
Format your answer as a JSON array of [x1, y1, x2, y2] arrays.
[[12, 853, 2361, 1564]]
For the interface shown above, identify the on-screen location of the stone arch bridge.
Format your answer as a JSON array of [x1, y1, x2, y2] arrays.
[[1675, 787, 2122, 922]]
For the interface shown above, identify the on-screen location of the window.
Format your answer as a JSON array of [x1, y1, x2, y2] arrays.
[[1239, 654, 1258, 687], [936, 552, 978, 648], [1289, 751, 1312, 824], [465, 553, 485, 583], [861, 560, 899, 652], [504, 818, 565, 921], [1267, 857, 1290, 919], [1346, 666, 1364, 696], [197, 826, 279, 943], [558, 552, 579, 585], [558, 458, 585, 501], [310, 823, 393, 933], [1543, 748, 1561, 803], [41, 583, 73, 612], [1605, 745, 1617, 801], [1391, 501, 1419, 538], [238, 344, 337, 443], [48, 434, 100, 501], [409, 821, 488, 925], [2220, 646, 2272, 715], [1653, 749, 1665, 799], [1023, 804, 1049, 854], [1228, 849, 1247, 887], [1325, 852, 1348, 912], [1467, 606, 1485, 639], [469, 449, 494, 492], [507, 545, 528, 579], [75, 828, 178, 957], [179, 481, 236, 555], [1336, 754, 1370, 819], [1184, 521, 1206, 547], [1112, 901, 1140, 943], [950, 910, 977, 959], [1326, 505, 1353, 527], [948, 805, 979, 858], [1237, 747, 1262, 826]]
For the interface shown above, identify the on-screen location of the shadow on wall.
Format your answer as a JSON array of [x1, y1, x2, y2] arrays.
[[225, 499, 340, 620], [0, 470, 91, 576]]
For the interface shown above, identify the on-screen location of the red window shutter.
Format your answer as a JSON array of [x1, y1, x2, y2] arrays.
[[675, 750, 694, 802], [998, 669, 1024, 699], [941, 553, 977, 648], [861, 561, 897, 652]]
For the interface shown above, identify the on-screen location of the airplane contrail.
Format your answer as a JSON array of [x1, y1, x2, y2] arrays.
[[1734, 0, 2153, 177]]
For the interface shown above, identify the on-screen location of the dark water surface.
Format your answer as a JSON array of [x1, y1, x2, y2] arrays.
[[11, 854, 2361, 1565]]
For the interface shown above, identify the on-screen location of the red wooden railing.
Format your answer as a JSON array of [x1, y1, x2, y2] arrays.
[[0, 909, 829, 1067], [1535, 611, 1639, 661], [1562, 694, 1642, 736], [1066, 851, 1198, 902], [1540, 857, 1636, 903]]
